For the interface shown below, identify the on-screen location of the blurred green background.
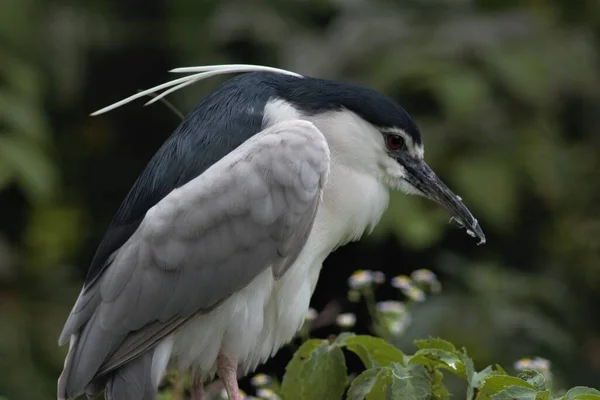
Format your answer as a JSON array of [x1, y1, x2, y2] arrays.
[[1, 0, 599, 398]]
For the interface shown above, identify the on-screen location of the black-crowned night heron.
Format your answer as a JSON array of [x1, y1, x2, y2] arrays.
[[58, 64, 485, 400]]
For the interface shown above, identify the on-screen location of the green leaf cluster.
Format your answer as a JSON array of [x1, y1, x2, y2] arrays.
[[279, 335, 599, 400]]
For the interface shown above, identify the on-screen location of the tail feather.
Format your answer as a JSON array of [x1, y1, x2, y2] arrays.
[[104, 351, 157, 400], [57, 309, 127, 399]]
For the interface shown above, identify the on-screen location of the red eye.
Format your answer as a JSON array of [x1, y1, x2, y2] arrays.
[[386, 135, 405, 150]]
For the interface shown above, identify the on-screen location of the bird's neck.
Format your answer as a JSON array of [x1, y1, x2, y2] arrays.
[[316, 161, 390, 249]]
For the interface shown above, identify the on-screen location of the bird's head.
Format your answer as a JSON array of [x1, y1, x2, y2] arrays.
[[375, 123, 485, 245], [273, 76, 486, 245]]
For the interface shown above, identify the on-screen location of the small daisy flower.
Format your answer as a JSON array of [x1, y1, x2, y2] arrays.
[[514, 358, 534, 371], [411, 269, 442, 293], [532, 357, 551, 372], [348, 270, 373, 289], [411, 269, 436, 283], [256, 388, 280, 399], [404, 286, 426, 302], [336, 313, 357, 329], [376, 301, 406, 315], [250, 373, 272, 387], [391, 275, 412, 290]]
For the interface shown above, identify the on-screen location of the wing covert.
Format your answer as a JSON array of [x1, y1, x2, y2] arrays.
[[61, 120, 330, 388]]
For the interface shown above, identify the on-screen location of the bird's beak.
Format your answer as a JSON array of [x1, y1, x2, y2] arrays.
[[398, 155, 486, 245]]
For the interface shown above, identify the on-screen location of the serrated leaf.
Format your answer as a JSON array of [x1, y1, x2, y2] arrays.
[[409, 349, 466, 379], [495, 364, 508, 375], [476, 376, 536, 400], [389, 363, 433, 400], [461, 349, 479, 399], [366, 368, 394, 400], [415, 338, 457, 353], [347, 368, 382, 400], [518, 369, 546, 391], [281, 339, 347, 400], [336, 334, 405, 368], [563, 387, 600, 400], [471, 366, 496, 389], [491, 386, 538, 400]]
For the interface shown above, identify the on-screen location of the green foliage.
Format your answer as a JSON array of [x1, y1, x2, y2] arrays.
[[279, 335, 599, 400], [280, 339, 347, 400]]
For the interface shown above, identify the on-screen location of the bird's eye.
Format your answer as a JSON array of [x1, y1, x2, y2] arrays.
[[385, 134, 405, 151]]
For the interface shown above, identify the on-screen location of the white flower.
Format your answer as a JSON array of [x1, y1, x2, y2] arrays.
[[514, 358, 533, 371], [391, 275, 412, 290], [256, 388, 280, 399], [250, 373, 272, 387], [376, 301, 406, 315], [411, 269, 436, 283], [348, 270, 373, 289], [532, 357, 551, 372], [336, 313, 357, 328], [404, 286, 426, 302]]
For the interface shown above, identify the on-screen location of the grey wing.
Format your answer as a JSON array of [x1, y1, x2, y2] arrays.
[[58, 119, 330, 399]]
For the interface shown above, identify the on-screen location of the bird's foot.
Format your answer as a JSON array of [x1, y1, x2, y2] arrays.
[[217, 354, 242, 400], [191, 375, 205, 400]]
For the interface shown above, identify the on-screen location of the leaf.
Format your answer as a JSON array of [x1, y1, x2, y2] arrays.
[[409, 349, 466, 379], [336, 333, 405, 368], [365, 368, 394, 400], [476, 376, 537, 400], [389, 363, 433, 400], [281, 339, 348, 400], [347, 368, 382, 400], [518, 369, 546, 391], [491, 386, 539, 400], [415, 338, 457, 353], [470, 366, 497, 395], [562, 387, 600, 400]]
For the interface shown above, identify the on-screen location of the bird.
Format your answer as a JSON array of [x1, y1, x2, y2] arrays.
[[57, 64, 485, 400]]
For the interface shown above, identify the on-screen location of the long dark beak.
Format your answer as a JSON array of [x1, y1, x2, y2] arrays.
[[399, 155, 486, 245]]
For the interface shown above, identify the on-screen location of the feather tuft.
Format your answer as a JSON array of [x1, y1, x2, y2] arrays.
[[90, 64, 302, 116]]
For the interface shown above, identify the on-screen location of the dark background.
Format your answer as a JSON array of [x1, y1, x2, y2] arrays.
[[1, 0, 599, 398]]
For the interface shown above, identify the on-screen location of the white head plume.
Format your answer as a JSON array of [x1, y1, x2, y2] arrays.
[[90, 64, 302, 116]]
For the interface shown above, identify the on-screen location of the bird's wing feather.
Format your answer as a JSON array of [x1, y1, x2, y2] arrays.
[[58, 120, 330, 397]]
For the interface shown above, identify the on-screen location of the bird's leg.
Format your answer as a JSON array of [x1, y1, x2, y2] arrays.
[[191, 375, 205, 400], [217, 354, 242, 400]]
